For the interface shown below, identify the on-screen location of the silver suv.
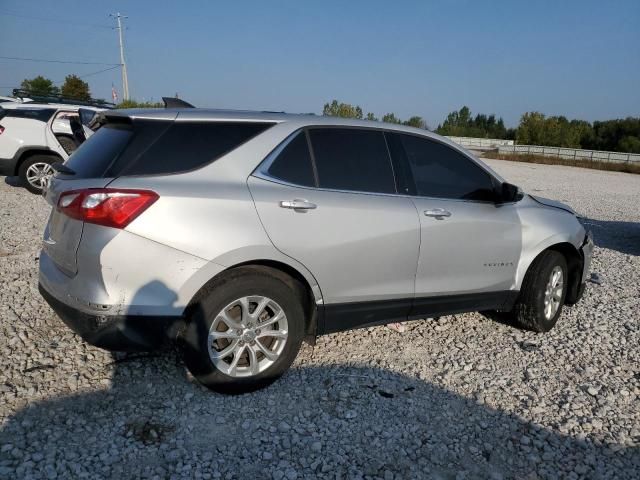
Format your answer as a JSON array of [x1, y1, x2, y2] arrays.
[[39, 109, 594, 393]]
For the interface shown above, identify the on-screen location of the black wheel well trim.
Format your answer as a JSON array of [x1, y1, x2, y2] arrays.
[[545, 242, 584, 305], [184, 259, 319, 343], [14, 147, 63, 176]]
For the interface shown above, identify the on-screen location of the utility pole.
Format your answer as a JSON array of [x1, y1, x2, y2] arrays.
[[110, 12, 129, 100]]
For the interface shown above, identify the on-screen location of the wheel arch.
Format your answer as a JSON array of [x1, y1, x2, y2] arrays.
[[517, 240, 584, 305], [13, 147, 63, 176], [547, 242, 584, 305], [181, 257, 322, 341]]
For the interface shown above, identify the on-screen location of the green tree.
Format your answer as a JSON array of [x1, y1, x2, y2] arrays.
[[60, 74, 91, 100], [618, 135, 640, 153], [403, 116, 427, 129], [518, 113, 584, 148], [20, 75, 59, 96], [437, 106, 508, 138], [382, 113, 401, 124], [116, 99, 163, 109], [365, 112, 378, 121], [322, 100, 364, 119], [516, 112, 547, 145]]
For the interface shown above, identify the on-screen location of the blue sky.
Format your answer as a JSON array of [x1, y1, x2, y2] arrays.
[[1, 0, 638, 127]]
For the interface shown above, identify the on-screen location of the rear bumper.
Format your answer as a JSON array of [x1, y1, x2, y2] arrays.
[[39, 283, 183, 351]]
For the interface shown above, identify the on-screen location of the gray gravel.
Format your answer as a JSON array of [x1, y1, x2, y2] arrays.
[[1, 161, 639, 480]]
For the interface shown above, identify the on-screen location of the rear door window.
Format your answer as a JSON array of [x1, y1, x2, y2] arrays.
[[393, 133, 496, 201], [308, 128, 396, 194], [266, 132, 316, 187]]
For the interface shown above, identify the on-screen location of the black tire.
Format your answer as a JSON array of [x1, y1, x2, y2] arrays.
[[56, 135, 78, 155], [180, 266, 306, 394], [18, 155, 57, 194], [511, 250, 568, 332]]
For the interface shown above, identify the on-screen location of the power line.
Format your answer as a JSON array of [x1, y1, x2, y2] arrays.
[[0, 55, 120, 66], [0, 11, 112, 29], [53, 65, 122, 84], [77, 65, 121, 79]]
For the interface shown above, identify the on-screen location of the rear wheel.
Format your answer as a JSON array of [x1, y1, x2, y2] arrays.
[[180, 266, 306, 394], [512, 250, 568, 332], [19, 155, 57, 194]]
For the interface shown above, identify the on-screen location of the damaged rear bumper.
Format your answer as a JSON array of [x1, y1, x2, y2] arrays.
[[39, 283, 183, 352]]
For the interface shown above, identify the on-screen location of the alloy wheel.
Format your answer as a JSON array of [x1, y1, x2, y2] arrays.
[[543, 266, 564, 320], [207, 296, 288, 378], [25, 162, 54, 190]]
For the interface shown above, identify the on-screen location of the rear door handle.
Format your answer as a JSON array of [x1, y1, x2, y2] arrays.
[[424, 208, 451, 219], [279, 199, 317, 210]]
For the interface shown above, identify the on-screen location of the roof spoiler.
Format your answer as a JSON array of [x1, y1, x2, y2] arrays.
[[162, 97, 195, 108]]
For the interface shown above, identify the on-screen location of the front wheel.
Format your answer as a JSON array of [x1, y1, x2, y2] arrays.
[[512, 250, 568, 332], [180, 266, 306, 394]]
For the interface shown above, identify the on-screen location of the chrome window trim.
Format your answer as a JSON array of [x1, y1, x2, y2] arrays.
[[252, 126, 505, 206], [251, 172, 504, 205]]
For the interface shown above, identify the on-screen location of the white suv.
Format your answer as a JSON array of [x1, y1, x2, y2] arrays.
[[0, 103, 102, 193]]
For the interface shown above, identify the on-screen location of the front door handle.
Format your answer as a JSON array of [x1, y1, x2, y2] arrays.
[[424, 208, 451, 219], [279, 199, 317, 210]]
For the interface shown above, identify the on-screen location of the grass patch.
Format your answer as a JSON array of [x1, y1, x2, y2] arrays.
[[483, 151, 640, 174]]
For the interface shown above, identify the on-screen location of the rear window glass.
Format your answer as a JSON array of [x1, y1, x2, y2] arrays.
[[267, 132, 316, 187], [63, 124, 133, 178], [64, 120, 273, 179], [4, 108, 56, 122], [119, 122, 273, 176]]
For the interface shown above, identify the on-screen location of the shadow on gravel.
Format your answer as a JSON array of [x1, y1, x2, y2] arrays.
[[582, 218, 640, 256], [1, 358, 638, 479], [3, 176, 22, 189]]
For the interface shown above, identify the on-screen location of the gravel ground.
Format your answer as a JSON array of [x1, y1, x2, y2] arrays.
[[0, 161, 639, 480]]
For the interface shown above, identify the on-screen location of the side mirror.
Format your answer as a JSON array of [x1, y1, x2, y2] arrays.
[[498, 182, 524, 204]]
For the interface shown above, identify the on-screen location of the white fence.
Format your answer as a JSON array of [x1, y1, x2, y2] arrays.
[[445, 136, 514, 150], [497, 145, 640, 164]]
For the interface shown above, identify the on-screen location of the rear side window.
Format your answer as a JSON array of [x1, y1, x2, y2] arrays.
[[308, 128, 396, 194], [120, 122, 273, 176], [395, 133, 496, 201], [63, 124, 134, 178], [266, 132, 315, 187], [4, 108, 56, 122]]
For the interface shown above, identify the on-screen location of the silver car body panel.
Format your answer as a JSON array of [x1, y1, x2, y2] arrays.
[[410, 197, 522, 296], [249, 175, 420, 304], [39, 108, 590, 325]]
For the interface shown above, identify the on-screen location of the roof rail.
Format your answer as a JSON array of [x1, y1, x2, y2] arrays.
[[11, 89, 115, 108], [162, 97, 195, 108]]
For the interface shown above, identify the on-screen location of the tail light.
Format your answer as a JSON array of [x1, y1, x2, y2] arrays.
[[0, 125, 4, 135], [57, 188, 159, 229]]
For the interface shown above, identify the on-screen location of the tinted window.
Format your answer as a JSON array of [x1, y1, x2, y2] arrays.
[[396, 134, 496, 201], [63, 124, 133, 178], [121, 122, 272, 176], [105, 120, 171, 177], [5, 108, 56, 122], [309, 128, 396, 194], [267, 132, 315, 187]]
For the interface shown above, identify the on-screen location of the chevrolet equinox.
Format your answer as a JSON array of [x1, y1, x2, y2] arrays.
[[39, 109, 594, 393]]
